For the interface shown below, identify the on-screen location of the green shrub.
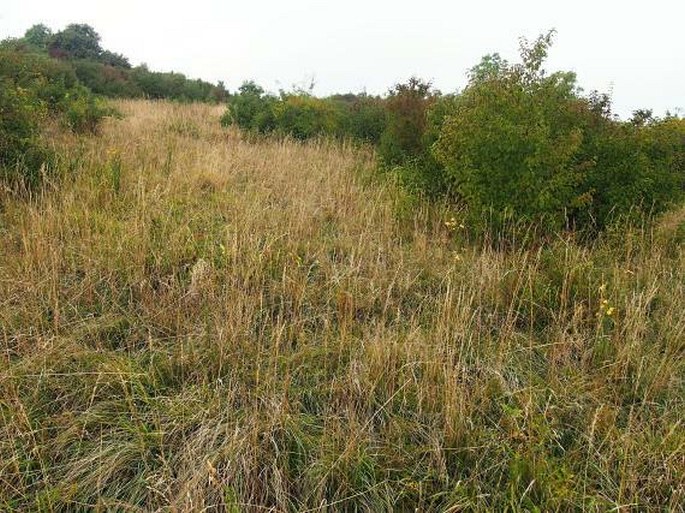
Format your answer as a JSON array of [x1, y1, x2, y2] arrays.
[[577, 116, 685, 229], [62, 86, 114, 134], [378, 77, 437, 166], [99, 50, 131, 69], [222, 81, 277, 133], [0, 49, 78, 112], [1, 50, 114, 134], [73, 60, 140, 97], [225, 86, 387, 145], [0, 77, 48, 186], [272, 94, 344, 140], [1, 48, 115, 187], [22, 24, 53, 52], [432, 31, 684, 234], [375, 79, 454, 197], [338, 94, 387, 144], [224, 85, 344, 141], [131, 65, 221, 102]]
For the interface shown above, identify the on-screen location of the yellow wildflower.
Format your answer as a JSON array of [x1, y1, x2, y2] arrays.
[[444, 217, 458, 230]]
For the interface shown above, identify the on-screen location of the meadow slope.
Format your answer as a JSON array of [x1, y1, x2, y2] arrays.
[[1, 100, 683, 511]]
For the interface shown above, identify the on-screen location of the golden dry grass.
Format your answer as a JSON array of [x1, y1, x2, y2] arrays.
[[0, 100, 683, 511]]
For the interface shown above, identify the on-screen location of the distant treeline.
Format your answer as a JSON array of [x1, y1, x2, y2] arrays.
[[1, 23, 228, 102], [222, 32, 685, 235]]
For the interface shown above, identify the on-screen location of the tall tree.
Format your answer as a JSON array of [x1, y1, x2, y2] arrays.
[[49, 24, 102, 60], [23, 24, 52, 50]]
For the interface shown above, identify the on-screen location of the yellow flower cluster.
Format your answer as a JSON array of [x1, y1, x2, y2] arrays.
[[444, 217, 465, 231], [598, 298, 616, 317]]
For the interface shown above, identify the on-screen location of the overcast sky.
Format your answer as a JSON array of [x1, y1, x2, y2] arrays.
[[1, 0, 683, 118]]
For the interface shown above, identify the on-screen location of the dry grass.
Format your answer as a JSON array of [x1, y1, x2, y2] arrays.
[[1, 100, 683, 511]]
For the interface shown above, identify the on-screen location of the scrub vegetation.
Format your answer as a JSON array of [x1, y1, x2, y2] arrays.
[[1, 24, 684, 512]]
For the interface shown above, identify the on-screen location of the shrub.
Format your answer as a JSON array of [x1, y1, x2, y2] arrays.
[[1, 48, 115, 186], [378, 77, 437, 166], [222, 81, 277, 133], [99, 50, 131, 69], [578, 115, 685, 229], [375, 78, 453, 197], [22, 24, 52, 52], [1, 49, 113, 132], [73, 60, 140, 97], [62, 86, 114, 134], [272, 94, 344, 140], [432, 31, 684, 234], [131, 66, 222, 102], [0, 49, 79, 112], [338, 94, 387, 144], [223, 85, 346, 141], [225, 86, 389, 144], [0, 77, 48, 186]]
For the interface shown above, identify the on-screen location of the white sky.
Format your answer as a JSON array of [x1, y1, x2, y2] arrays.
[[1, 0, 683, 118]]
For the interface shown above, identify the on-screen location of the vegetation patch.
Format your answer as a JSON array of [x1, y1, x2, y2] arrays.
[[1, 21, 684, 512]]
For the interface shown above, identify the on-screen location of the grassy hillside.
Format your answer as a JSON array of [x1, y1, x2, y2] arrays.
[[1, 100, 683, 511]]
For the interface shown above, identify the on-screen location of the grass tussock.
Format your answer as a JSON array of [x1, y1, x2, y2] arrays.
[[1, 100, 684, 511]]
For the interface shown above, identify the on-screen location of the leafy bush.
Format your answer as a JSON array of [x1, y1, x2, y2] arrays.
[[73, 60, 140, 97], [375, 78, 453, 197], [0, 49, 79, 112], [221, 81, 277, 132], [22, 24, 52, 52], [224, 84, 387, 145], [578, 115, 685, 229], [131, 65, 222, 102], [62, 86, 115, 134], [378, 77, 437, 166], [223, 83, 349, 140], [272, 94, 344, 140], [0, 77, 48, 186], [99, 50, 131, 69], [335, 94, 387, 144], [433, 31, 684, 233], [0, 48, 115, 186]]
